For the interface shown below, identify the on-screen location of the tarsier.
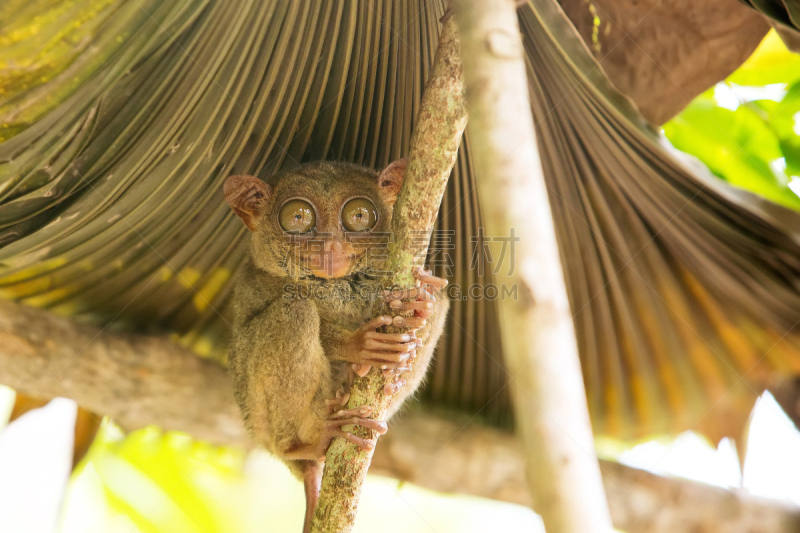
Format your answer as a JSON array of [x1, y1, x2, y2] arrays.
[[223, 159, 449, 532]]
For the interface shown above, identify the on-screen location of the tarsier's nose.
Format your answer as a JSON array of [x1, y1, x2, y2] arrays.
[[324, 238, 344, 252]]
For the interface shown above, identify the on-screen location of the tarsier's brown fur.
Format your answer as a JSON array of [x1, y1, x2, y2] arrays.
[[224, 160, 449, 531]]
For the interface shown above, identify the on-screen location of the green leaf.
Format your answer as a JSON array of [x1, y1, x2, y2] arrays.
[[727, 30, 800, 86], [664, 100, 800, 210], [782, 137, 800, 177]]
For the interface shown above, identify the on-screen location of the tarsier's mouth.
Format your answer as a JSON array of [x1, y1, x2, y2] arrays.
[[299, 252, 359, 278]]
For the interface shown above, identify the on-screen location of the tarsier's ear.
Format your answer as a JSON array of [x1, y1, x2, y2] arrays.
[[377, 158, 407, 206], [224, 175, 272, 231]]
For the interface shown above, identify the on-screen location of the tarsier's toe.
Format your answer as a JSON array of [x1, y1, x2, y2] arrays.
[[336, 431, 374, 451], [384, 378, 406, 396], [325, 391, 351, 414], [353, 363, 371, 377], [325, 415, 386, 434]]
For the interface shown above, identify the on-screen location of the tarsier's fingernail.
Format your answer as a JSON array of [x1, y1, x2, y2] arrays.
[[381, 365, 387, 370], [393, 316, 404, 326], [425, 302, 433, 309], [389, 300, 402, 309], [401, 334, 411, 342]]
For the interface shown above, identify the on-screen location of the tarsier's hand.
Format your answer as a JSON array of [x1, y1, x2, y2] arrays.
[[342, 315, 422, 378], [351, 267, 448, 390]]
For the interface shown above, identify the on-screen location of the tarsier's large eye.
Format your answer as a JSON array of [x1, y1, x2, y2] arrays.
[[342, 198, 378, 232], [279, 199, 316, 233]]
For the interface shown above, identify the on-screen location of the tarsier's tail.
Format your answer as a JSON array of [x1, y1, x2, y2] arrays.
[[302, 460, 323, 533]]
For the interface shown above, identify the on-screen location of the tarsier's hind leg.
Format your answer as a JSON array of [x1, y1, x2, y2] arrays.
[[291, 391, 388, 533], [283, 390, 387, 462]]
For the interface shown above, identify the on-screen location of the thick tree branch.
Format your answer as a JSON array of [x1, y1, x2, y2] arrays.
[[2, 298, 799, 532], [374, 411, 800, 533], [0, 299, 246, 447], [310, 11, 467, 533]]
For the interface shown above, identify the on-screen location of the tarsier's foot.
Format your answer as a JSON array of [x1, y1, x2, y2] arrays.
[[319, 391, 387, 459], [284, 390, 388, 462]]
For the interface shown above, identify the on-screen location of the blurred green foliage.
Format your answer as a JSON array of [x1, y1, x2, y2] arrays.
[[61, 421, 263, 533], [663, 31, 800, 211], [56, 419, 544, 533]]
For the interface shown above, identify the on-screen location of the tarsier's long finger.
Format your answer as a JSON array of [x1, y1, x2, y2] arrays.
[[331, 429, 374, 451], [363, 331, 414, 343], [365, 350, 416, 369], [392, 316, 427, 329], [329, 405, 372, 419], [388, 300, 434, 313], [361, 350, 411, 364], [416, 288, 435, 301], [324, 416, 388, 435], [382, 286, 426, 302], [412, 267, 448, 293], [414, 289, 435, 318], [360, 315, 394, 332], [382, 364, 412, 378], [364, 338, 416, 353]]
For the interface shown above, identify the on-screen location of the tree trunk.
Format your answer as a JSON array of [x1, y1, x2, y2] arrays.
[[452, 0, 613, 531]]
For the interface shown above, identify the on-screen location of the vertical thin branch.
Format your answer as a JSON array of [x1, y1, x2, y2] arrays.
[[452, 0, 613, 531], [310, 12, 467, 533]]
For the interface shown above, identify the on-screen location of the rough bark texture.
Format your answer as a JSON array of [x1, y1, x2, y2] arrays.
[[0, 300, 246, 446], [309, 12, 468, 533], [559, 0, 770, 124], [453, 0, 613, 531], [2, 298, 800, 532]]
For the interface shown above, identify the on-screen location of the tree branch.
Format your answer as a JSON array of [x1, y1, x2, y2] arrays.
[[310, 11, 467, 533], [2, 298, 798, 532], [452, 0, 612, 531], [0, 299, 246, 447], [374, 410, 800, 533]]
